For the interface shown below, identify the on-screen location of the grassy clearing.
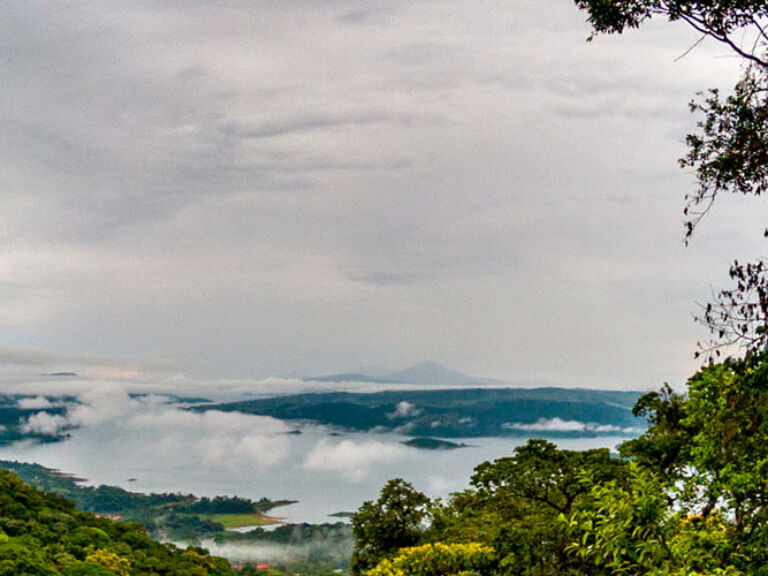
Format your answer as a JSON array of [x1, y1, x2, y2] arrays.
[[202, 512, 279, 529]]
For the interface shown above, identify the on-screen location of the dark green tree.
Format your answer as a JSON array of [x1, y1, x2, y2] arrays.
[[428, 440, 626, 576], [351, 478, 431, 576], [619, 384, 694, 481], [567, 351, 768, 575], [0, 468, 236, 576]]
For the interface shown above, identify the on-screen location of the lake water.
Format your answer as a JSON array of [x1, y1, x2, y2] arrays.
[[0, 396, 629, 524]]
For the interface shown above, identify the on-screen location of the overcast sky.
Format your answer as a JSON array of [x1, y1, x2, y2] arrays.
[[0, 0, 762, 393]]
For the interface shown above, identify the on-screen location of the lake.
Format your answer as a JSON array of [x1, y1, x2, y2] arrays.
[[0, 395, 629, 524]]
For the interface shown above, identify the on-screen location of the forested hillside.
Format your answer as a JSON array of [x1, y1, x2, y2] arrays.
[[0, 460, 289, 541], [0, 461, 354, 575], [204, 388, 642, 438], [0, 468, 235, 575], [350, 352, 768, 575]]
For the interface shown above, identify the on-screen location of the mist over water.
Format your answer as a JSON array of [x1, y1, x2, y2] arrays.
[[0, 396, 626, 523]]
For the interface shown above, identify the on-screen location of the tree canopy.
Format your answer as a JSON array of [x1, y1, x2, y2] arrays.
[[351, 478, 432, 575], [351, 352, 768, 575], [0, 468, 235, 576], [574, 1, 768, 67]]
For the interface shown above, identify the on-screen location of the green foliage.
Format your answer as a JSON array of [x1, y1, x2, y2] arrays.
[[350, 352, 768, 575], [186, 495, 258, 514], [351, 479, 431, 575], [0, 467, 236, 575], [564, 463, 745, 576], [682, 67, 768, 221], [84, 549, 131, 576], [470, 439, 623, 514], [437, 440, 625, 575], [620, 384, 694, 480], [0, 536, 59, 576], [2, 459, 353, 575], [364, 542, 495, 576], [0, 460, 285, 542], [566, 352, 768, 575], [352, 441, 628, 576], [684, 64, 768, 353], [573, 0, 768, 42], [564, 463, 677, 575]]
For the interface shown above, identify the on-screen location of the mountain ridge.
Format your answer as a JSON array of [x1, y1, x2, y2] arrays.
[[305, 361, 508, 386]]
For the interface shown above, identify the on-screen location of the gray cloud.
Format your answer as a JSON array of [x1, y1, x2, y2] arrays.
[[0, 0, 753, 390], [220, 113, 392, 140]]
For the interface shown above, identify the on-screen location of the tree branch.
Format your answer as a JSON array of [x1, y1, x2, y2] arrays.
[[677, 12, 768, 68]]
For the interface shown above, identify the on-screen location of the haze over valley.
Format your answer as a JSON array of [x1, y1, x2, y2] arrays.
[[0, 364, 638, 530]]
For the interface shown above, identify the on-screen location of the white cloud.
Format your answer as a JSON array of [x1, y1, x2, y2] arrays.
[[21, 412, 69, 436], [198, 537, 353, 565], [503, 418, 640, 434], [504, 418, 587, 433], [17, 396, 53, 409], [392, 421, 417, 434], [303, 438, 408, 482], [388, 401, 421, 419], [65, 385, 138, 427], [123, 406, 291, 468], [9, 381, 293, 470]]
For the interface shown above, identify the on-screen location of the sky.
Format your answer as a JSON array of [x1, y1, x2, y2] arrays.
[[0, 0, 763, 394]]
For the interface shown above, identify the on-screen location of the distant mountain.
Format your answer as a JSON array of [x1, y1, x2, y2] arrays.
[[305, 361, 502, 386], [383, 362, 477, 385]]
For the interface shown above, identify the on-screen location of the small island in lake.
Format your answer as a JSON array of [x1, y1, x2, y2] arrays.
[[401, 437, 470, 450]]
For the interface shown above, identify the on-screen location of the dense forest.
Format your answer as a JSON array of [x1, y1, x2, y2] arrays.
[[0, 461, 353, 574], [0, 460, 289, 540], [349, 351, 768, 575], [0, 467, 235, 575]]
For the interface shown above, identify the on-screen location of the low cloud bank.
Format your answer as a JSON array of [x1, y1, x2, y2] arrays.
[[16, 384, 293, 471], [17, 396, 54, 409], [503, 417, 638, 434], [198, 532, 353, 569], [20, 412, 69, 436], [303, 438, 409, 482]]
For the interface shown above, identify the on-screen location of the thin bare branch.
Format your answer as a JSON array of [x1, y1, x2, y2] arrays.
[[675, 34, 707, 62], [678, 12, 768, 68]]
